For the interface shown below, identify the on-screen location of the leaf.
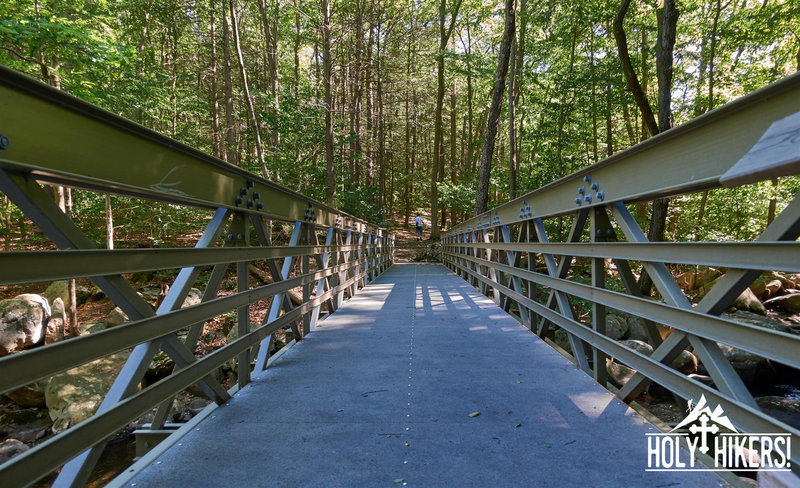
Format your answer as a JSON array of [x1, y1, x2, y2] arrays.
[[394, 479, 404, 483], [468, 412, 480, 417], [515, 423, 522, 428], [337, 409, 344, 412]]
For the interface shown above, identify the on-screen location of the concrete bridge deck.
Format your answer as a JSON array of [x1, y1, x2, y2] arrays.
[[129, 264, 723, 487]]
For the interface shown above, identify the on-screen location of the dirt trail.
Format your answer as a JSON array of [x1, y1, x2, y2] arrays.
[[387, 214, 433, 263]]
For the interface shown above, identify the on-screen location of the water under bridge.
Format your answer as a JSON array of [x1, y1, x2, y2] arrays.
[[1, 66, 800, 487]]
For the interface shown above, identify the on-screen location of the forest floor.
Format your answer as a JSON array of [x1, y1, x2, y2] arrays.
[[388, 212, 439, 263]]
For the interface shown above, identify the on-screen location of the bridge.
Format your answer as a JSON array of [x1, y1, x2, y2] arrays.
[[0, 64, 799, 487]]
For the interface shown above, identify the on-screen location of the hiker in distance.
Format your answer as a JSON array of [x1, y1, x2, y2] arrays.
[[414, 214, 424, 241]]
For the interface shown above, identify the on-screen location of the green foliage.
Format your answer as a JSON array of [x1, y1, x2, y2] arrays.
[[437, 182, 475, 215]]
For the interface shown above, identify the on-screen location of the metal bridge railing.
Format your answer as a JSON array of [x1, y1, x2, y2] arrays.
[[443, 71, 800, 474], [0, 65, 393, 487]]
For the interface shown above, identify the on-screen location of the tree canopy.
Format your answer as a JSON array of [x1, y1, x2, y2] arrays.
[[1, 0, 798, 241]]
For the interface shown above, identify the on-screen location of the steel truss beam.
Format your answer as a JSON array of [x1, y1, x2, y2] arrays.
[[0, 65, 375, 234], [446, 72, 800, 237], [444, 241, 800, 273]]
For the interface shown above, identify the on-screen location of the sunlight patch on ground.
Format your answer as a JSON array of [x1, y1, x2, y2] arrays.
[[567, 391, 614, 420]]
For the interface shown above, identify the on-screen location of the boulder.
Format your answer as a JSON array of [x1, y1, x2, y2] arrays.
[[181, 288, 203, 308], [732, 287, 766, 315], [0, 294, 51, 356], [697, 275, 767, 315], [139, 284, 163, 303], [606, 340, 696, 381], [755, 396, 800, 430], [676, 268, 722, 292], [5, 381, 48, 408], [105, 307, 130, 328], [621, 339, 653, 356], [751, 279, 783, 301], [144, 350, 175, 386], [78, 322, 107, 336], [0, 407, 51, 444], [764, 293, 800, 314], [671, 349, 698, 375], [45, 351, 129, 433], [723, 310, 798, 335], [75, 285, 95, 306], [45, 297, 65, 344], [715, 342, 770, 386], [42, 281, 70, 310], [0, 439, 29, 464], [605, 315, 629, 340], [606, 358, 635, 386]]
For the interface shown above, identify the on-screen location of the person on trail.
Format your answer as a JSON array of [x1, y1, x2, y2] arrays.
[[414, 214, 423, 241]]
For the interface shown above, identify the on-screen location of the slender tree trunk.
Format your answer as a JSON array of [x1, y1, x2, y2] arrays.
[[767, 178, 778, 225], [321, 0, 335, 205], [613, 0, 658, 138], [230, 0, 268, 176], [349, 0, 365, 188], [377, 20, 386, 211], [431, 0, 463, 239], [259, 0, 281, 180], [459, 25, 475, 176], [508, 39, 518, 199], [210, 2, 222, 158], [475, 0, 515, 215], [221, 3, 238, 164], [622, 100, 636, 145]]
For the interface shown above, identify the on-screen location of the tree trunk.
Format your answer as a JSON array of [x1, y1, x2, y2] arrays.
[[321, 0, 335, 205], [349, 0, 365, 188], [210, 1, 222, 158], [613, 0, 658, 138], [221, 3, 238, 164], [475, 0, 515, 215], [258, 0, 282, 180], [230, 0, 268, 177], [377, 21, 386, 211], [508, 40, 518, 199], [431, 0, 463, 239], [767, 178, 778, 225]]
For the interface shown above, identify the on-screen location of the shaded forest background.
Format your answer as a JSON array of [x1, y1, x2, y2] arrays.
[[1, 0, 799, 246]]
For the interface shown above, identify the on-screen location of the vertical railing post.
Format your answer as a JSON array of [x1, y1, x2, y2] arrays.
[[254, 221, 302, 371], [590, 207, 608, 386]]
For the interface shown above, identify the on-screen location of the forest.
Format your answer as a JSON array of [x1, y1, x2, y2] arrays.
[[1, 0, 799, 245]]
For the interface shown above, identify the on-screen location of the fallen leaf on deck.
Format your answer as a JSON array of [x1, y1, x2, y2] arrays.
[[468, 412, 480, 417]]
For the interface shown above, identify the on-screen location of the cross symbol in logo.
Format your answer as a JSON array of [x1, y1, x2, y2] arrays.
[[689, 413, 719, 454]]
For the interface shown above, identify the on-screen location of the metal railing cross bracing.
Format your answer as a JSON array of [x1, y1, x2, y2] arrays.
[[0, 65, 393, 488], [443, 71, 800, 475]]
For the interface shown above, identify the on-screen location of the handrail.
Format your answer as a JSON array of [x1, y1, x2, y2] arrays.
[[0, 64, 375, 233], [0, 65, 394, 487], [442, 72, 800, 475]]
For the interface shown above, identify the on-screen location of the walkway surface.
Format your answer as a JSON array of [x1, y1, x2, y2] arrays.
[[130, 264, 724, 487]]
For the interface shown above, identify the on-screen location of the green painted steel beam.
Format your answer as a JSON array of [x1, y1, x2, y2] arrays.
[[447, 71, 800, 236], [442, 241, 800, 272], [0, 244, 374, 285], [0, 255, 374, 395], [444, 251, 800, 370], [0, 65, 378, 234]]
